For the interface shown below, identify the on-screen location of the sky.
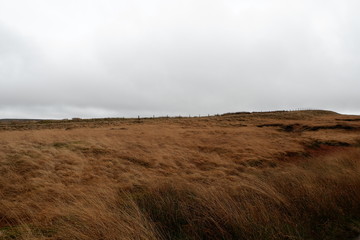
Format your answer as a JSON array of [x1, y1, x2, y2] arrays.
[[0, 0, 359, 118]]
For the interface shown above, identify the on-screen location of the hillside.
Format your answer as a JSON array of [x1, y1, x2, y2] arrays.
[[0, 110, 360, 240]]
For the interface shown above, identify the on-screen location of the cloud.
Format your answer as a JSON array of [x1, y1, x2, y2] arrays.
[[0, 0, 359, 118]]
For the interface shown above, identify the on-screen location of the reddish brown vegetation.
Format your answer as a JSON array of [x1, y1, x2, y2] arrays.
[[0, 110, 359, 239]]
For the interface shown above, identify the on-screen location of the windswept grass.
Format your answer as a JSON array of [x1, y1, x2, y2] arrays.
[[0, 110, 359, 239], [130, 150, 360, 240]]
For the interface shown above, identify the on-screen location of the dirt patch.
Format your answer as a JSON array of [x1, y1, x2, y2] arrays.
[[275, 140, 352, 162], [275, 151, 310, 162], [299, 140, 353, 159], [257, 123, 358, 132], [304, 124, 356, 131], [305, 140, 351, 148], [257, 123, 284, 128], [336, 118, 360, 122]]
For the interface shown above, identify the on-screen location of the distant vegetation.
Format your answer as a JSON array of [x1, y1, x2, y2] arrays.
[[0, 110, 359, 239]]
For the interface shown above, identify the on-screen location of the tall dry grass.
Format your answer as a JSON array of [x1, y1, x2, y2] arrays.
[[1, 111, 360, 239], [130, 150, 360, 240], [1, 149, 359, 240]]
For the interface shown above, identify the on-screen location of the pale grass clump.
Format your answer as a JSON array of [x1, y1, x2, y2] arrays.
[[1, 185, 158, 240], [54, 186, 158, 240]]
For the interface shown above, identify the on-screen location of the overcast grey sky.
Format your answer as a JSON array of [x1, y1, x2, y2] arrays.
[[0, 0, 359, 118]]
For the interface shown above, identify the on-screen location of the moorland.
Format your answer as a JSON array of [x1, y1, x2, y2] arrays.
[[0, 110, 360, 240]]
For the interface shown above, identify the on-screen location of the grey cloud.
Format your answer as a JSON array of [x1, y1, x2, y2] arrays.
[[0, 0, 359, 118]]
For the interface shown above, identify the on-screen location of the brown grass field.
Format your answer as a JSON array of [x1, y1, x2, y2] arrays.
[[0, 110, 360, 240]]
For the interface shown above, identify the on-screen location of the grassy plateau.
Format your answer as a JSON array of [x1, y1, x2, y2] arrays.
[[0, 110, 360, 240]]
